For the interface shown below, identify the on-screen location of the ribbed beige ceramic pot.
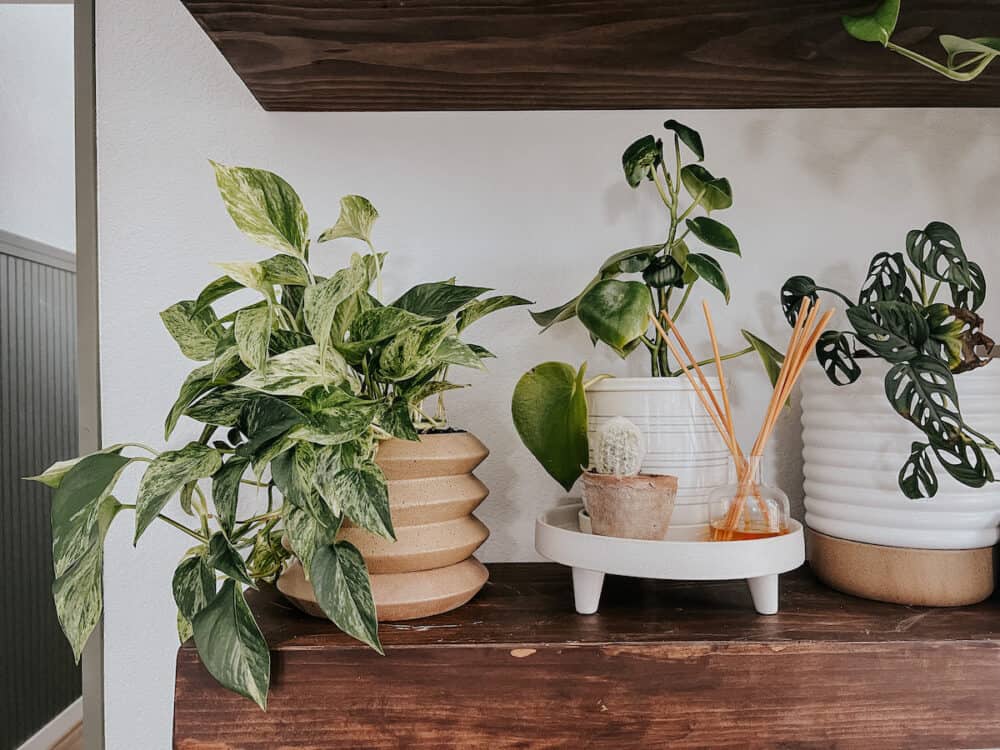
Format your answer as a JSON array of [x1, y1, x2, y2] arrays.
[[277, 431, 491, 621]]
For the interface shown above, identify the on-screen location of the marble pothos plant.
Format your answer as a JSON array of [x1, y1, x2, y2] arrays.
[[27, 163, 528, 709]]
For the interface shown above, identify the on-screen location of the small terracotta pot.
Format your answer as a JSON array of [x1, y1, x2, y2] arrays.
[[581, 471, 678, 540]]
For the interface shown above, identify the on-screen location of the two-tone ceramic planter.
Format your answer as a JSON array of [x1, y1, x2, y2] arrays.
[[278, 431, 491, 621]]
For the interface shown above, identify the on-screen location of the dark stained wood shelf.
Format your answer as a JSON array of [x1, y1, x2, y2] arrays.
[[180, 1, 1000, 111], [174, 562, 1000, 748]]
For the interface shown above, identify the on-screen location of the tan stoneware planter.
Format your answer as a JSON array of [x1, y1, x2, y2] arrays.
[[581, 471, 678, 540], [278, 431, 491, 621]]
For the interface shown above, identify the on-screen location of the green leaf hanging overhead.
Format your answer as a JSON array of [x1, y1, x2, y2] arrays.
[[318, 195, 379, 244]]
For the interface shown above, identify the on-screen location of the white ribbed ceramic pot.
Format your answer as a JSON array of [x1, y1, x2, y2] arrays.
[[801, 361, 1000, 550], [586, 377, 729, 526]]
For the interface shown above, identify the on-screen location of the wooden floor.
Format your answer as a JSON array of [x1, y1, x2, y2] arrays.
[[51, 722, 82, 750]]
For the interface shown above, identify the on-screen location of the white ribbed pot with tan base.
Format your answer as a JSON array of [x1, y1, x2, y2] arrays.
[[277, 432, 491, 621]]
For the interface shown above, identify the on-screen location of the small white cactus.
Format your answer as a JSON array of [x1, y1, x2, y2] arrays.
[[593, 417, 645, 476]]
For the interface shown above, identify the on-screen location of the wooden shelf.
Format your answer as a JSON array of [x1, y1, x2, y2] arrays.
[[180, 1, 1000, 111], [174, 563, 1000, 748]]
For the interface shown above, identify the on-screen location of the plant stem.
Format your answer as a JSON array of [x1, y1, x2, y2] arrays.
[[928, 280, 942, 304], [119, 442, 160, 456], [157, 514, 208, 543], [651, 171, 672, 210], [816, 286, 856, 309], [671, 284, 695, 324], [667, 345, 754, 377], [885, 41, 978, 81]]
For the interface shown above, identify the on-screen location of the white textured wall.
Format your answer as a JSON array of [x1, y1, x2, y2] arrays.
[[0, 4, 75, 250], [96, 0, 1000, 747]]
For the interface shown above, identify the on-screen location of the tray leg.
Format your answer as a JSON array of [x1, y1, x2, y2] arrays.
[[571, 567, 605, 615], [747, 574, 779, 615]]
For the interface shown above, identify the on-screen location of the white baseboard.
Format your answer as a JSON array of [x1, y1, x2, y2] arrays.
[[17, 698, 82, 750]]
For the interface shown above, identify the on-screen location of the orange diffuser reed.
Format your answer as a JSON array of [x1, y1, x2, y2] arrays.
[[649, 298, 834, 542]]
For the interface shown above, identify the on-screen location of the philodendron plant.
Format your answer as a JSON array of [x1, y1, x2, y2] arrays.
[[27, 163, 527, 709], [512, 120, 783, 492], [782, 221, 997, 499], [530, 119, 783, 381], [843, 0, 1000, 81]]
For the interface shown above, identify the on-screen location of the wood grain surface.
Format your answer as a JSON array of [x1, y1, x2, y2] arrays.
[[174, 563, 1000, 748], [180, 0, 1000, 111]]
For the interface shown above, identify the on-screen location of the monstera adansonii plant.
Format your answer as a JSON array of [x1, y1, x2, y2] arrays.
[[782, 221, 996, 499], [26, 163, 527, 709]]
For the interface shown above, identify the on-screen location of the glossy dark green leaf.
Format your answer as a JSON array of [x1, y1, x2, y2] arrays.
[[680, 165, 732, 211], [884, 357, 965, 449], [391, 282, 490, 319], [815, 330, 863, 386], [270, 443, 317, 511], [457, 294, 532, 332], [172, 554, 216, 642], [135, 443, 222, 542], [283, 503, 340, 574], [208, 532, 254, 587], [841, 0, 899, 44], [930, 438, 994, 489], [600, 246, 661, 277], [741, 330, 786, 388], [780, 275, 819, 325], [160, 300, 222, 361], [847, 302, 928, 363], [899, 441, 938, 499], [663, 119, 704, 161], [577, 280, 652, 355], [950, 261, 986, 312], [622, 135, 662, 188], [192, 579, 270, 709], [511, 362, 589, 491], [858, 251, 911, 306], [211, 456, 250, 533], [685, 217, 739, 255], [211, 161, 307, 257], [309, 542, 383, 654], [905, 222, 972, 287], [685, 253, 730, 302], [236, 395, 304, 459]]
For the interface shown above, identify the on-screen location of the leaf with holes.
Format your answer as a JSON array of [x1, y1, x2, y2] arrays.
[[309, 542, 383, 653], [847, 302, 928, 363], [192, 580, 271, 709], [815, 330, 863, 386], [931, 439, 994, 489], [951, 261, 986, 313], [884, 357, 965, 449], [211, 161, 307, 256], [899, 441, 939, 499], [905, 222, 972, 288], [780, 276, 819, 325], [858, 252, 911, 305]]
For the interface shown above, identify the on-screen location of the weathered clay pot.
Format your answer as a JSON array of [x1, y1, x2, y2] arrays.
[[277, 431, 491, 621], [581, 471, 678, 540]]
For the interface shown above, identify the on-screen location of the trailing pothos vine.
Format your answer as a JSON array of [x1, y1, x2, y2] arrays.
[[781, 221, 996, 500], [28, 163, 527, 708]]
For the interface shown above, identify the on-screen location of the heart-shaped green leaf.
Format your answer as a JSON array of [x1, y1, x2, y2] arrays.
[[577, 280, 652, 355], [622, 135, 663, 188], [211, 161, 308, 257], [192, 580, 271, 709], [208, 532, 254, 587], [211, 456, 250, 533], [172, 554, 216, 642], [458, 295, 533, 332], [323, 465, 394, 540], [160, 301, 222, 361], [685, 217, 739, 255], [391, 282, 490, 319], [135, 443, 222, 542], [680, 165, 732, 212], [234, 306, 273, 370], [841, 0, 900, 45], [309, 541, 383, 653], [685, 253, 730, 302], [318, 195, 379, 244], [511, 362, 589, 492]]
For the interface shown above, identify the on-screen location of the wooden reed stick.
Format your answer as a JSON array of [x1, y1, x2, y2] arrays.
[[701, 301, 740, 467], [659, 308, 727, 426]]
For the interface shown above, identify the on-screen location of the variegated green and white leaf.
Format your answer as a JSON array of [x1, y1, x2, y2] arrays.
[[211, 455, 250, 533], [379, 397, 419, 441], [308, 542, 382, 654], [304, 258, 369, 363], [433, 336, 485, 370], [318, 195, 379, 244], [160, 301, 222, 361], [135, 443, 222, 542], [172, 554, 216, 643], [234, 345, 352, 397], [214, 261, 268, 293], [260, 254, 310, 286], [192, 580, 271, 710], [327, 465, 394, 540], [457, 294, 531, 332], [392, 281, 490, 319], [25, 444, 125, 489], [194, 275, 244, 315], [208, 532, 254, 587], [53, 544, 104, 662], [283, 504, 339, 576], [211, 161, 308, 257], [234, 305, 273, 370], [291, 404, 376, 446], [185, 387, 256, 427], [165, 364, 216, 439], [376, 320, 454, 381]]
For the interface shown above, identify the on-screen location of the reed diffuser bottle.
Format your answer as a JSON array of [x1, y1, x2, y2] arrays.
[[708, 457, 790, 541]]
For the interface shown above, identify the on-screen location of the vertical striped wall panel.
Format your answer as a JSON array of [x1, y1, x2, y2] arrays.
[[0, 233, 79, 750]]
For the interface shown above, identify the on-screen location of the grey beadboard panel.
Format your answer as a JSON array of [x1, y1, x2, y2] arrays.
[[0, 248, 80, 750]]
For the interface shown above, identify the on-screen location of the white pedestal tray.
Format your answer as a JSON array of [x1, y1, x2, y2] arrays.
[[535, 503, 805, 615]]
